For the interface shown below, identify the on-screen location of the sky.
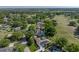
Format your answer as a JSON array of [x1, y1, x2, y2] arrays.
[[0, 6, 79, 8]]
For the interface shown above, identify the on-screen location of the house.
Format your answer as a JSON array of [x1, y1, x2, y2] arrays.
[[36, 21, 45, 37], [36, 22, 44, 29], [7, 34, 13, 38], [3, 16, 8, 23], [14, 27, 21, 31], [34, 36, 41, 47], [0, 24, 10, 30], [36, 29, 44, 37], [40, 38, 50, 47]]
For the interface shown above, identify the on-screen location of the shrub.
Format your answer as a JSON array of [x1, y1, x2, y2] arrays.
[[55, 37, 68, 48], [0, 39, 10, 48], [64, 43, 79, 52], [15, 43, 26, 52], [52, 20, 57, 26]]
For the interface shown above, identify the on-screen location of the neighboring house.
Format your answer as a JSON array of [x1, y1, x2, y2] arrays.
[[13, 27, 21, 31], [7, 34, 13, 38], [3, 16, 8, 23], [0, 24, 10, 30]]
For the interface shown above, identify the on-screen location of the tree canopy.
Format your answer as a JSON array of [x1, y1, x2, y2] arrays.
[[64, 43, 79, 52], [0, 39, 10, 48]]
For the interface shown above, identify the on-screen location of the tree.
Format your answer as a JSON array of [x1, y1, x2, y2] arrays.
[[25, 31, 34, 46], [28, 25, 36, 32], [15, 43, 26, 52], [21, 21, 27, 29], [36, 13, 46, 19], [44, 20, 53, 27], [27, 36, 34, 46], [46, 12, 53, 19], [0, 19, 4, 24], [45, 26, 56, 37], [0, 39, 10, 48], [77, 19, 79, 23], [64, 43, 79, 52], [27, 18, 36, 24], [10, 32, 24, 41], [74, 15, 79, 19], [44, 20, 56, 37], [25, 25, 36, 46], [52, 20, 57, 26], [69, 21, 76, 26], [25, 31, 34, 39], [12, 21, 23, 27], [9, 14, 27, 29], [76, 26, 79, 33], [55, 37, 68, 48], [77, 25, 79, 30]]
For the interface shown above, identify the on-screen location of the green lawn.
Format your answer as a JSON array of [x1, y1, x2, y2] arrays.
[[51, 15, 79, 44]]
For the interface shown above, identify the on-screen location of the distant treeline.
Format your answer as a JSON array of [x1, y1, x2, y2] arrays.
[[0, 8, 79, 13]]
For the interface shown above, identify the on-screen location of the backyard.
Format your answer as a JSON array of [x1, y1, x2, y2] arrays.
[[52, 15, 79, 45]]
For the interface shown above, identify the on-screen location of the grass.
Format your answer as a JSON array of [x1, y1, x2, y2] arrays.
[[51, 15, 79, 44]]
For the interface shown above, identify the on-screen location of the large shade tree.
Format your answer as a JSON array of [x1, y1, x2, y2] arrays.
[[25, 31, 34, 46], [44, 20, 56, 37]]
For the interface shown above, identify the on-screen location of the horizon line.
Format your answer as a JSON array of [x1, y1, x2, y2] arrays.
[[0, 6, 79, 8]]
